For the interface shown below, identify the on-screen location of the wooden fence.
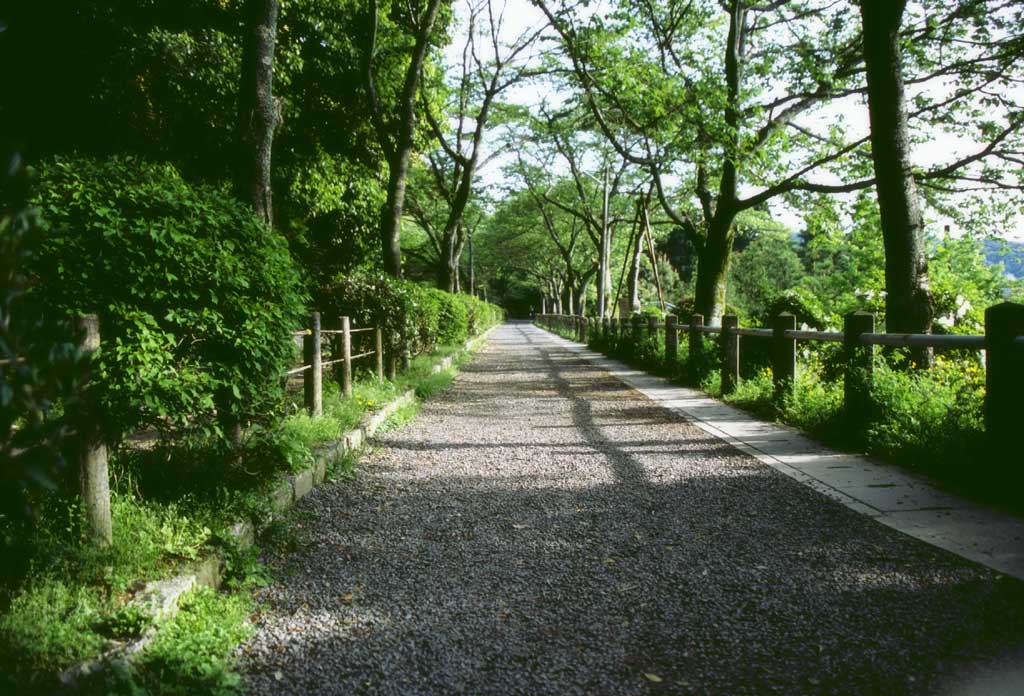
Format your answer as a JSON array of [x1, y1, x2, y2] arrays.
[[537, 302, 1024, 458], [288, 312, 387, 416]]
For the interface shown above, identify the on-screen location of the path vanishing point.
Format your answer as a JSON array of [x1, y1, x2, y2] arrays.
[[238, 322, 1024, 695]]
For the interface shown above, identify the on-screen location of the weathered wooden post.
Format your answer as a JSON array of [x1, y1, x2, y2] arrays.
[[665, 314, 678, 367], [375, 327, 385, 382], [341, 316, 353, 398], [631, 314, 642, 345], [985, 302, 1024, 463], [773, 313, 797, 402], [401, 327, 411, 371], [388, 331, 398, 380], [304, 311, 322, 417], [581, 317, 589, 343], [720, 314, 739, 395], [647, 315, 658, 338], [76, 314, 112, 547], [610, 317, 618, 340], [689, 313, 704, 373], [843, 311, 875, 431], [601, 317, 609, 341]]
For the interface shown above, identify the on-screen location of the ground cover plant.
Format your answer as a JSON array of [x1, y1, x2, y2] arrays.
[[0, 318, 499, 695], [542, 314, 1003, 508]]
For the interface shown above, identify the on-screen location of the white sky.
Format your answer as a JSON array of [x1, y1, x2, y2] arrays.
[[443, 0, 1024, 242]]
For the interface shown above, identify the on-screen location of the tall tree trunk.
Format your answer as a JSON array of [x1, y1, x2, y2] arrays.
[[627, 215, 643, 313], [369, 0, 443, 278], [691, 1, 743, 326], [860, 0, 933, 364], [236, 0, 280, 227], [575, 266, 597, 315], [596, 165, 611, 318], [467, 233, 475, 296], [694, 209, 736, 326], [381, 151, 412, 278]]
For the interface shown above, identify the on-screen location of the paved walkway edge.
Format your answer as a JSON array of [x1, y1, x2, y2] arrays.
[[539, 328, 1024, 580]]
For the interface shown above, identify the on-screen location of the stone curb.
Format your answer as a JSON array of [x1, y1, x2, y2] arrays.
[[55, 329, 498, 688], [536, 325, 1024, 581]]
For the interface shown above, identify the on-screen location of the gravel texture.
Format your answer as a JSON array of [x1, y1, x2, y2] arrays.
[[238, 322, 1024, 695]]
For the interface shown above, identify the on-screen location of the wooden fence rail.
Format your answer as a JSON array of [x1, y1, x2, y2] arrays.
[[537, 301, 1024, 460], [291, 312, 387, 415]]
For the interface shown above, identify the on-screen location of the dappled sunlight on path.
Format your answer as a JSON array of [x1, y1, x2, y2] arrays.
[[238, 323, 1024, 695]]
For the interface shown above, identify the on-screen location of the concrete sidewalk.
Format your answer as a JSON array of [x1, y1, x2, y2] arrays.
[[544, 328, 1024, 581]]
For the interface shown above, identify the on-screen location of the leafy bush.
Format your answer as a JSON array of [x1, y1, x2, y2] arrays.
[[318, 272, 502, 357], [27, 155, 307, 442], [1, 183, 94, 527], [433, 290, 469, 344], [867, 355, 985, 470]]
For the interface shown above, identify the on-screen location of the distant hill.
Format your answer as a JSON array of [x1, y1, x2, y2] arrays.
[[983, 239, 1024, 280]]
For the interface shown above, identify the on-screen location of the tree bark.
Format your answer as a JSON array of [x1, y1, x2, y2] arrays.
[[627, 211, 643, 313], [468, 232, 475, 296], [859, 0, 933, 364], [690, 2, 743, 326], [236, 0, 280, 227], [368, 0, 443, 278], [596, 165, 611, 317], [694, 208, 736, 326], [76, 315, 111, 547]]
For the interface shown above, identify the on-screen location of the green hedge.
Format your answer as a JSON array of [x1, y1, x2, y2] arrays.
[[317, 273, 503, 358], [27, 155, 307, 442]]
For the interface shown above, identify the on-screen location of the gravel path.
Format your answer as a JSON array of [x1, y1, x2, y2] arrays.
[[238, 322, 1024, 695]]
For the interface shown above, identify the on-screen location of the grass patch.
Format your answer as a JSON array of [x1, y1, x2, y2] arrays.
[[379, 401, 421, 433], [547, 320, 1004, 508], [1, 331, 488, 691], [0, 493, 216, 694]]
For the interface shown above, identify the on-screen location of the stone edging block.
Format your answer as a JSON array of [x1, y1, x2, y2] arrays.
[[54, 331, 492, 688]]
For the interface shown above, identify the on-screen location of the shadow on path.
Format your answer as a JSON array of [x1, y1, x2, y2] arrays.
[[238, 324, 1024, 696]]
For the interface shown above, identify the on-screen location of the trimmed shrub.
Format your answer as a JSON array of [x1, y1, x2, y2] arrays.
[[317, 273, 503, 359], [27, 155, 307, 442]]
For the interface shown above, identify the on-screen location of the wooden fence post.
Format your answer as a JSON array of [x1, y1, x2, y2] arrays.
[[689, 313, 704, 374], [720, 314, 739, 395], [581, 317, 589, 343], [610, 317, 618, 339], [401, 327, 411, 371], [304, 311, 322, 417], [647, 315, 658, 338], [602, 317, 609, 340], [843, 311, 875, 431], [341, 316, 353, 398], [76, 314, 112, 547], [985, 302, 1024, 463], [631, 314, 642, 344], [375, 327, 385, 382], [773, 313, 797, 402], [388, 331, 398, 380], [665, 315, 678, 367]]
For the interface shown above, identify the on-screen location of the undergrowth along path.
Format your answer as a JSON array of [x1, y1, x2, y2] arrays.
[[238, 322, 1024, 695]]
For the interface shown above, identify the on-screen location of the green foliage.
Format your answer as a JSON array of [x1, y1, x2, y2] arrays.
[[728, 229, 806, 320], [318, 272, 502, 358], [0, 493, 216, 692], [760, 288, 830, 331], [867, 354, 986, 470], [1, 178, 94, 526], [97, 603, 153, 641], [929, 234, 1008, 333], [28, 155, 307, 442], [0, 580, 108, 692], [123, 588, 254, 696]]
